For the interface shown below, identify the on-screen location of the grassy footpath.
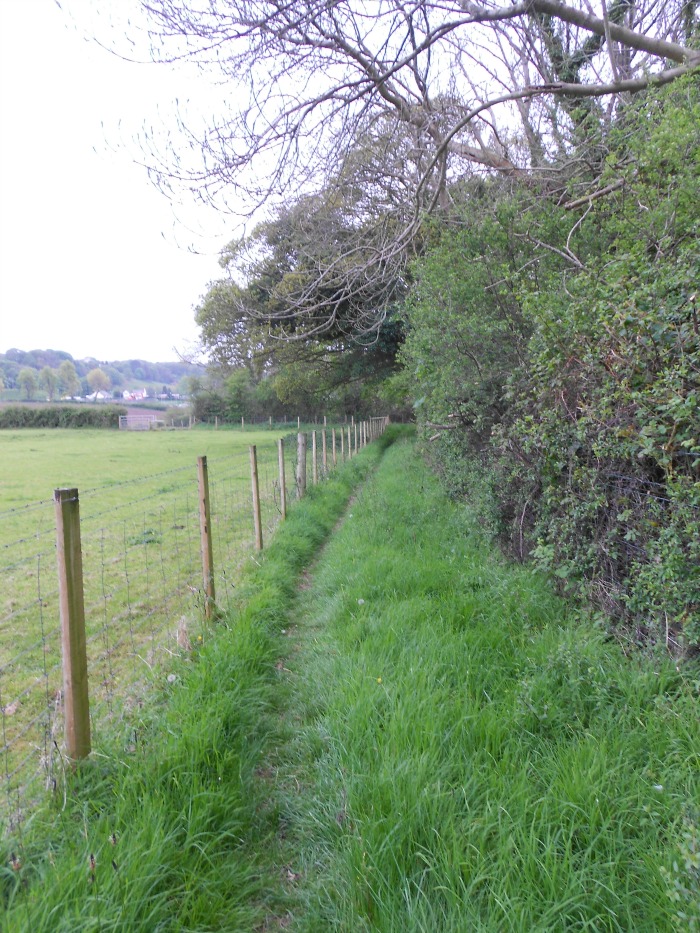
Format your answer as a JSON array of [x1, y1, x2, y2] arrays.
[[0, 433, 394, 931], [1, 432, 698, 930], [255, 439, 700, 932]]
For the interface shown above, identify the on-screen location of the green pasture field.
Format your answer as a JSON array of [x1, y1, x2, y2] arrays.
[[1, 424, 285, 512], [0, 423, 340, 825]]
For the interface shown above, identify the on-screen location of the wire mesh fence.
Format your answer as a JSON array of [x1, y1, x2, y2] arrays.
[[0, 497, 61, 834], [0, 419, 388, 839]]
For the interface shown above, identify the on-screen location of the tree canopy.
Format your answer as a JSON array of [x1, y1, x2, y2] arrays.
[[139, 0, 700, 194], [122, 0, 699, 337], [86, 368, 112, 394]]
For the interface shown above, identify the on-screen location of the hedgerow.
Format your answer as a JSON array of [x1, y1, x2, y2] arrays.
[[403, 76, 700, 650], [0, 405, 127, 429]]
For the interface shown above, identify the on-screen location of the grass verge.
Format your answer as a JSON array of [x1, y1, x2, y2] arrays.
[[0, 428, 399, 931], [257, 438, 700, 932]]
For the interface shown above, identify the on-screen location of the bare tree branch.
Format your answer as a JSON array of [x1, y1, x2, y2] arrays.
[[563, 176, 625, 209], [92, 0, 700, 336]]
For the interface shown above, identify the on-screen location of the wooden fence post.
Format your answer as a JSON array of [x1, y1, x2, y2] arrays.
[[354, 423, 358, 455], [322, 428, 327, 475], [312, 431, 318, 484], [340, 426, 345, 461], [54, 487, 91, 761], [250, 445, 263, 551], [278, 437, 287, 520], [197, 456, 216, 619], [332, 428, 337, 467], [296, 432, 307, 498]]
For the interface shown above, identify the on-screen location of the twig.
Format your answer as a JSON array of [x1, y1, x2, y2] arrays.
[[563, 178, 625, 211]]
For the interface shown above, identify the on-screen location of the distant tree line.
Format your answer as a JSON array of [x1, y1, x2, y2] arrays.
[[0, 350, 202, 400], [183, 364, 403, 425]]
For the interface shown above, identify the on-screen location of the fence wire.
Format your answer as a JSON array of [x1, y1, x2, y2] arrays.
[[0, 421, 387, 839]]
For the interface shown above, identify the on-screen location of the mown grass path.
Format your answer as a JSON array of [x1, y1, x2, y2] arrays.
[[254, 438, 700, 932]]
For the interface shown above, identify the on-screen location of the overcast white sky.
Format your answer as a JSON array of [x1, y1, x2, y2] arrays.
[[0, 0, 233, 363]]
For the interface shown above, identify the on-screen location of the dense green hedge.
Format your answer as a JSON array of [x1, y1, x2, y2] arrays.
[[0, 405, 127, 429], [403, 76, 700, 650]]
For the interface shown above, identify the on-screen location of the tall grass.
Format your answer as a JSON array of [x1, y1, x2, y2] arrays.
[[0, 423, 345, 820], [261, 439, 700, 931], [0, 432, 394, 931], [3, 432, 698, 930]]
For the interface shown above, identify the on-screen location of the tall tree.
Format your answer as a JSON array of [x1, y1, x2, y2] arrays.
[[116, 0, 700, 336], [196, 177, 411, 351], [17, 367, 37, 400], [136, 1, 699, 191], [86, 368, 111, 394], [57, 360, 81, 397], [37, 366, 59, 401]]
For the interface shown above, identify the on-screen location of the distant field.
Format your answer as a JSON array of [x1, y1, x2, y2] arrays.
[[0, 423, 329, 825], [1, 424, 283, 510]]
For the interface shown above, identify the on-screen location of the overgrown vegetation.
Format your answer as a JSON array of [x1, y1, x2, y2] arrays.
[[403, 77, 700, 649], [3, 434, 698, 930], [172, 43, 699, 650], [0, 433, 392, 930], [240, 440, 700, 930]]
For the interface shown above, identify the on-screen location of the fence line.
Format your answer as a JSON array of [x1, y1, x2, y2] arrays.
[[0, 418, 389, 839]]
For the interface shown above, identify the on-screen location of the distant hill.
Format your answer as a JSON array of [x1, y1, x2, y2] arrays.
[[0, 348, 203, 397]]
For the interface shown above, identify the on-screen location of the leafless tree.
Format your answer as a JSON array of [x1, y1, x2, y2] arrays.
[[114, 0, 700, 335], [133, 2, 698, 188]]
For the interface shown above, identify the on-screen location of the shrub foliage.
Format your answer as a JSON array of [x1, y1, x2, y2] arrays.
[[403, 77, 700, 648], [0, 405, 127, 429]]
